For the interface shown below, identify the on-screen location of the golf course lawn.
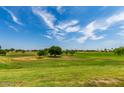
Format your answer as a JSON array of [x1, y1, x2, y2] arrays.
[[0, 52, 124, 86]]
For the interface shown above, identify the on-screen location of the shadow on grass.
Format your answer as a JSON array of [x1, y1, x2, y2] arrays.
[[48, 56, 61, 58], [36, 55, 62, 59]]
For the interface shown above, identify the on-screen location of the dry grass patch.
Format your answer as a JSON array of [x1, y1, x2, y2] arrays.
[[12, 56, 38, 61], [84, 78, 123, 87]]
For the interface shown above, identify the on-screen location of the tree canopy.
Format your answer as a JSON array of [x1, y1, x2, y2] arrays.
[[113, 47, 124, 56], [48, 46, 62, 56]]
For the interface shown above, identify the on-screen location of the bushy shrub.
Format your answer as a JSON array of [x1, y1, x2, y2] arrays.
[[64, 50, 76, 56], [37, 50, 47, 56]]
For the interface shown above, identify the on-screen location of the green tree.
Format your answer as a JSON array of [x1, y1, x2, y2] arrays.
[[113, 47, 124, 56], [48, 46, 62, 57]]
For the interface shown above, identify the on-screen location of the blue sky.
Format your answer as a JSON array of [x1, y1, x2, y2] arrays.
[[0, 6, 124, 49]]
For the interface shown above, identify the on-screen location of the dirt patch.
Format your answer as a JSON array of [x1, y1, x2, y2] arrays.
[[84, 78, 123, 87]]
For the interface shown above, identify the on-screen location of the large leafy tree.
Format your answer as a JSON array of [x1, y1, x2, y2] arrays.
[[48, 46, 62, 56]]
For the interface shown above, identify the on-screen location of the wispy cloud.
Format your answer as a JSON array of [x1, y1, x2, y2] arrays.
[[57, 20, 80, 32], [2, 7, 23, 25], [9, 25, 19, 32], [64, 25, 80, 32], [32, 7, 58, 32], [106, 12, 124, 24], [32, 7, 81, 40], [43, 35, 52, 39], [77, 11, 124, 43], [32, 7, 124, 43], [77, 21, 106, 43]]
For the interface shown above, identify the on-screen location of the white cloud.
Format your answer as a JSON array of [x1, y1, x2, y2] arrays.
[[44, 35, 52, 39], [57, 20, 79, 31], [56, 32, 65, 36], [56, 6, 64, 14], [90, 35, 104, 40], [32, 7, 58, 31], [65, 25, 80, 32], [117, 30, 124, 37], [2, 7, 23, 25], [106, 12, 124, 24], [55, 35, 65, 40], [9, 25, 19, 32], [77, 11, 124, 43], [56, 20, 80, 33], [32, 7, 81, 40], [77, 36, 88, 43], [77, 21, 106, 43], [32, 7, 124, 43]]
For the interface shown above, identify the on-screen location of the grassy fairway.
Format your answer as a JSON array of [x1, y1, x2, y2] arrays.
[[0, 52, 124, 86]]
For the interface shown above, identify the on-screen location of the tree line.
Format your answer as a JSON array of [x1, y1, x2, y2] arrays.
[[1, 45, 124, 56], [0, 45, 76, 57]]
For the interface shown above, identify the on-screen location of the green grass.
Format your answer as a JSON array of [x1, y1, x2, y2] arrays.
[[0, 52, 124, 86], [7, 51, 36, 57]]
